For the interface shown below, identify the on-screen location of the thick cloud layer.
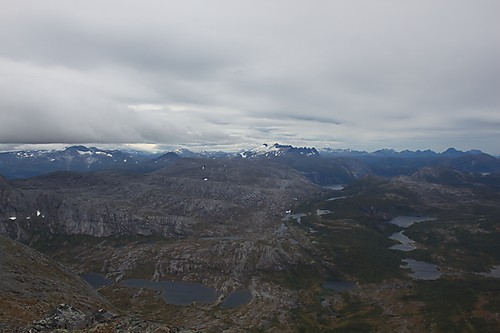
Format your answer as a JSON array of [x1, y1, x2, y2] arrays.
[[1, 1, 499, 153]]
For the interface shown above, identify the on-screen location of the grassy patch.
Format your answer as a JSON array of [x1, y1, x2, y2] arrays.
[[404, 277, 500, 333]]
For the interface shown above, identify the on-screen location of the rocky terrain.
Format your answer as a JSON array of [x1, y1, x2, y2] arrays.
[[1, 157, 326, 331], [1, 158, 319, 240], [0, 236, 194, 332], [1, 150, 500, 332], [0, 234, 110, 330]]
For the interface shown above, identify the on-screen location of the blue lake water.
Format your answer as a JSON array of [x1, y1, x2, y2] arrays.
[[82, 273, 252, 308], [389, 231, 416, 251], [221, 290, 252, 309], [401, 259, 441, 280], [388, 216, 434, 251], [388, 216, 435, 228], [81, 272, 113, 289], [386, 216, 442, 280], [120, 278, 221, 306]]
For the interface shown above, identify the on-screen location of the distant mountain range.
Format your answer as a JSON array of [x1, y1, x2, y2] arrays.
[[1, 143, 499, 182], [319, 147, 486, 158]]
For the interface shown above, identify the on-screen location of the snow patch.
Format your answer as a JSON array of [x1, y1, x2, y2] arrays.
[[9, 216, 16, 221], [77, 150, 92, 155], [95, 151, 113, 157], [16, 152, 34, 158]]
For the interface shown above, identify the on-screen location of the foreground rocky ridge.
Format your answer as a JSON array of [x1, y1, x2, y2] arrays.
[[0, 235, 197, 332], [19, 304, 195, 333], [0, 235, 109, 330]]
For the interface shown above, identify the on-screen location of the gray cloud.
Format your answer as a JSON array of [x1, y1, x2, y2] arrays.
[[1, 0, 499, 153]]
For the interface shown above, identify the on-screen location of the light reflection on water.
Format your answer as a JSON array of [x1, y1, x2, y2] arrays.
[[389, 231, 416, 251]]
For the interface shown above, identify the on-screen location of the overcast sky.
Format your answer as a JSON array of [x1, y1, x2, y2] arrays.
[[1, 0, 499, 153]]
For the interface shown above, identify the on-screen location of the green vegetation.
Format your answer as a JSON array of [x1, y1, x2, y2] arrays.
[[295, 191, 408, 283], [405, 214, 500, 272], [404, 277, 500, 333], [287, 175, 500, 332], [316, 224, 404, 283]]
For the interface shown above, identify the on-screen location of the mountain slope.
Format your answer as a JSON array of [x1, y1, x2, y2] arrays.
[[0, 146, 153, 179], [0, 235, 111, 330], [239, 143, 371, 185]]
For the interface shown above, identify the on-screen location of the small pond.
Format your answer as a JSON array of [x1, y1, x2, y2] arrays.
[[387, 216, 435, 228], [120, 278, 221, 306], [401, 259, 441, 280], [221, 290, 252, 309]]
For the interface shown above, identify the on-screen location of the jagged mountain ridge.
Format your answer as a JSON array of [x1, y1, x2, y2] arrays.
[[0, 146, 153, 179], [1, 144, 499, 183], [319, 146, 487, 158], [237, 143, 370, 185], [239, 143, 319, 158], [320, 148, 500, 177]]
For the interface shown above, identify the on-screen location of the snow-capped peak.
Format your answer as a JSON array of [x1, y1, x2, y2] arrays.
[[240, 143, 319, 158]]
